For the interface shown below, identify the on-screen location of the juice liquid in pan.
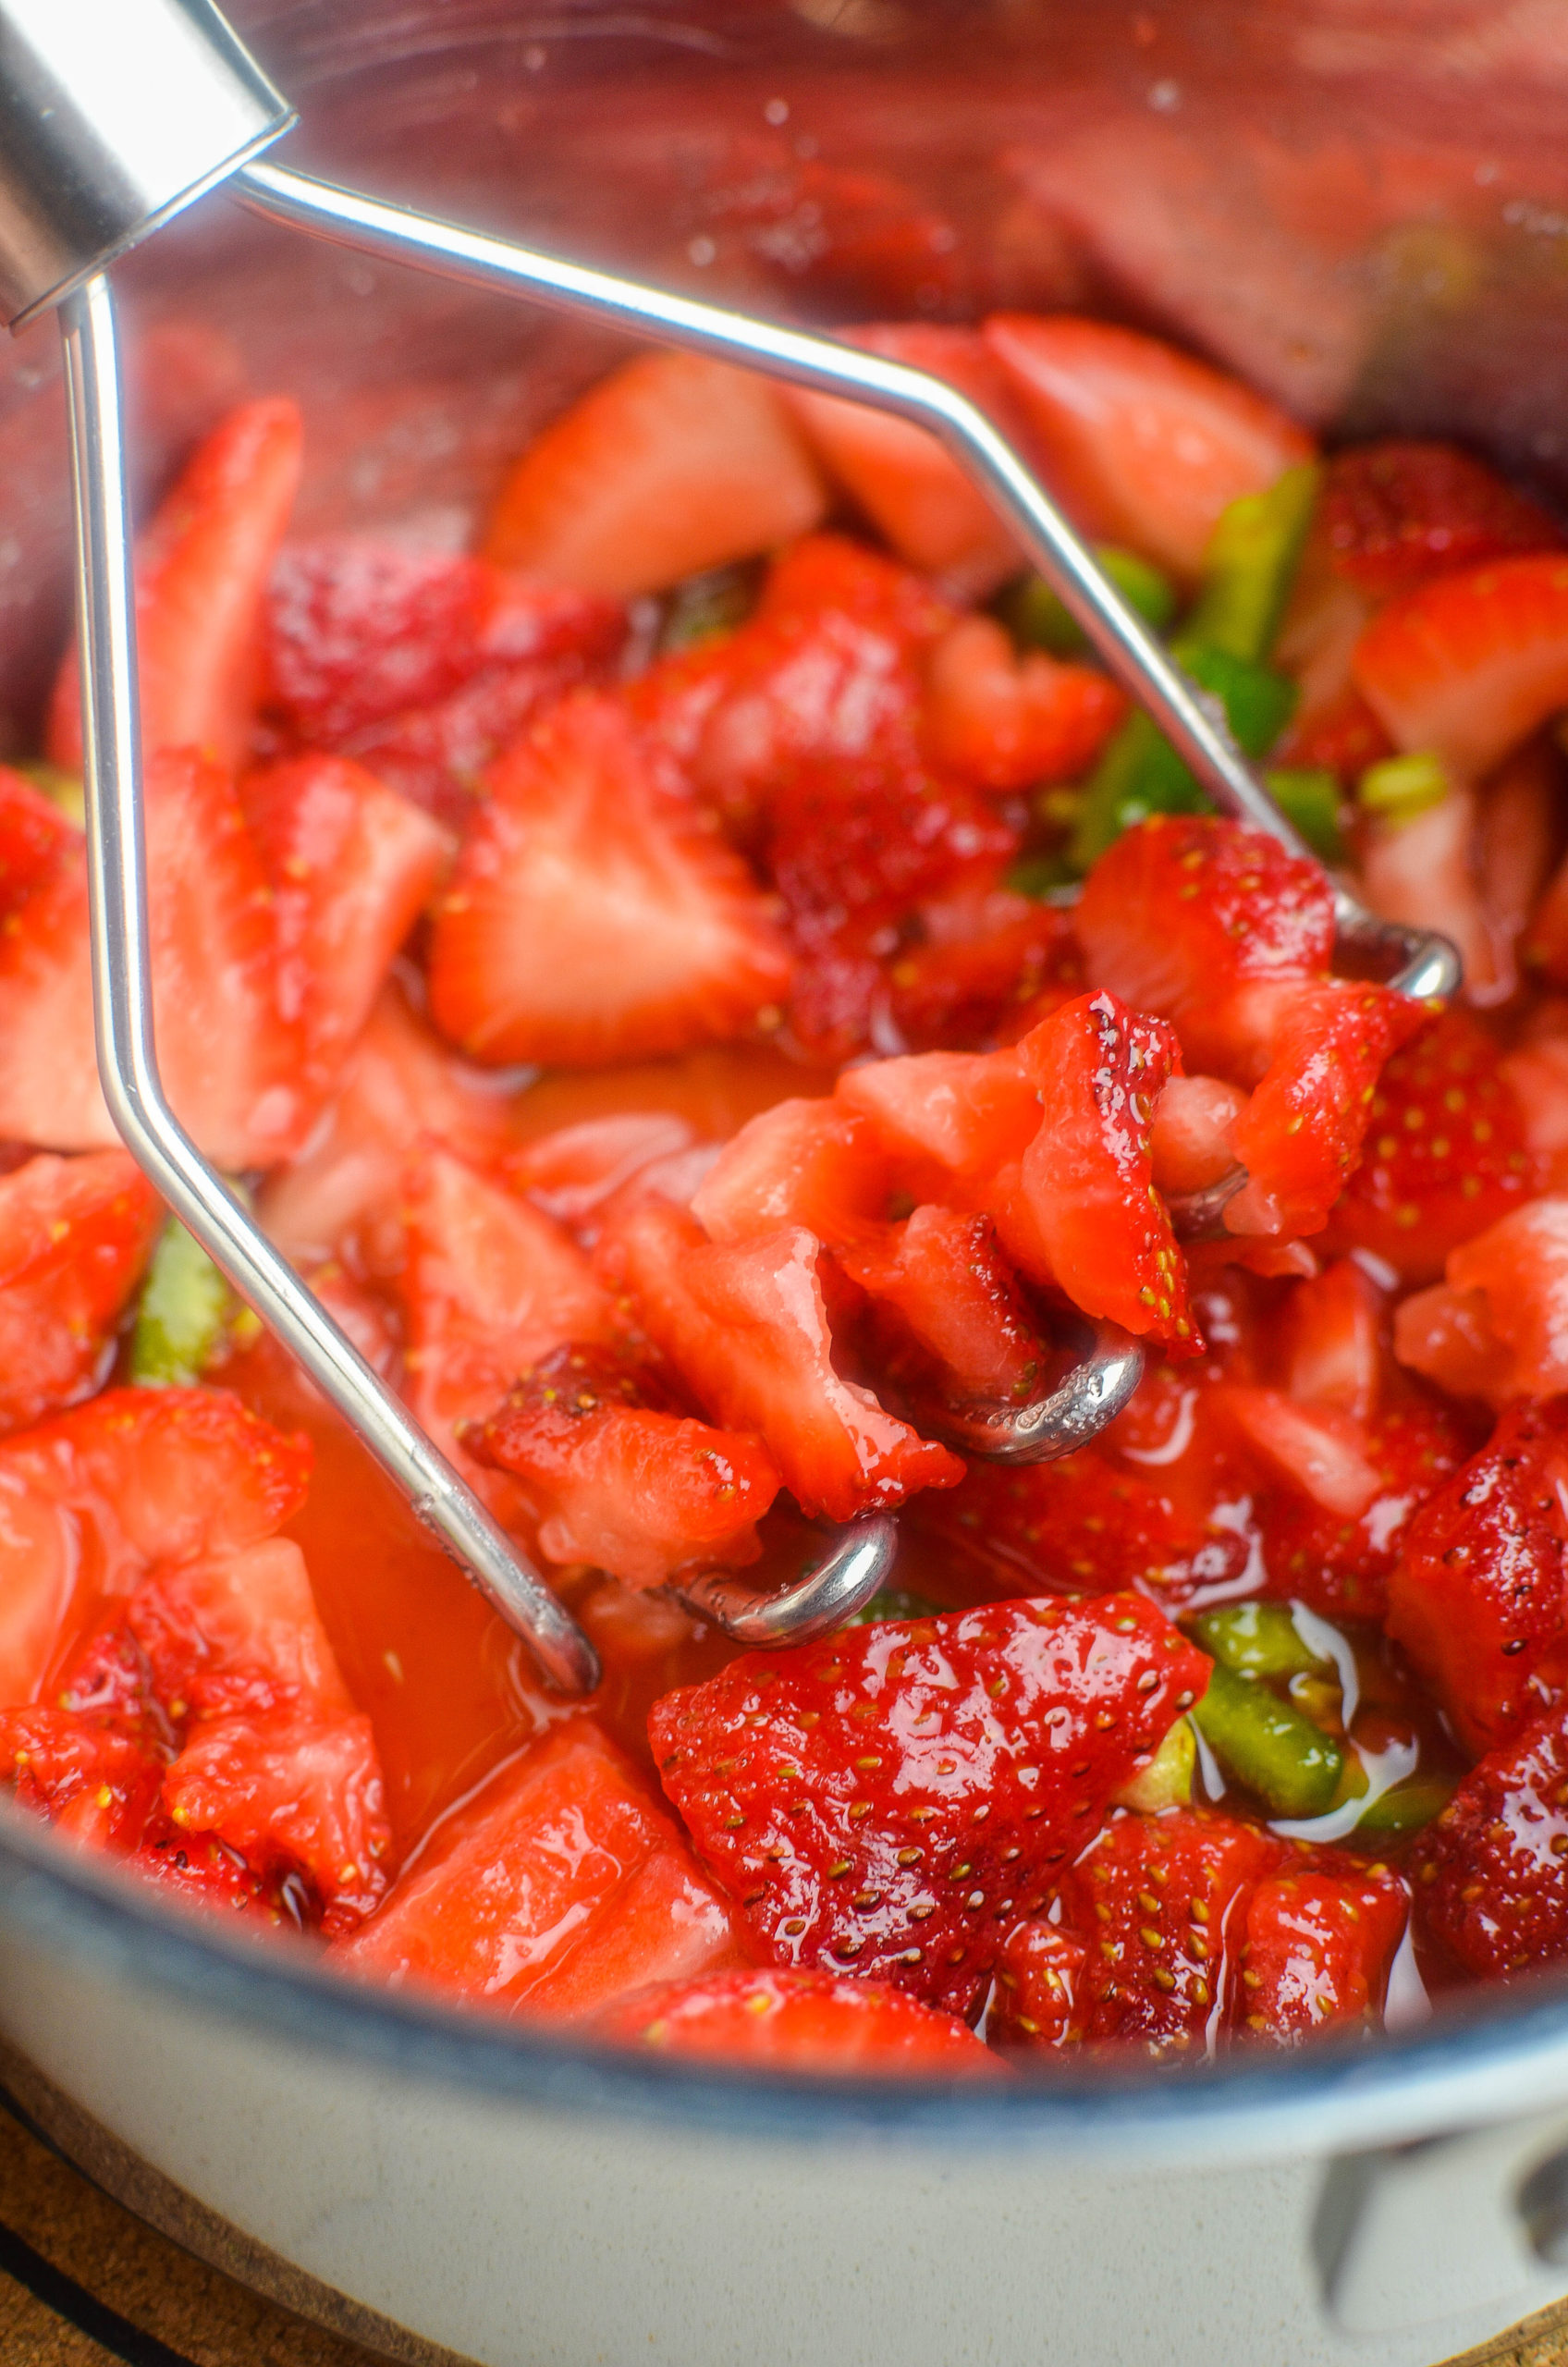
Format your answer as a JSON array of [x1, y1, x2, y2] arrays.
[[0, 0, 1458, 1686]]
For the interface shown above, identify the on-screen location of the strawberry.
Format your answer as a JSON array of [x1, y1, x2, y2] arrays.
[[0, 1706, 163, 1850], [982, 314, 1313, 580], [1351, 554, 1568, 779], [1272, 685, 1392, 789], [465, 1342, 781, 1589], [1236, 1862, 1408, 2042], [483, 351, 826, 596], [689, 1097, 893, 1249], [126, 1536, 355, 1725], [1317, 441, 1561, 604], [782, 324, 1030, 595], [333, 1721, 749, 2016], [595, 1966, 1001, 2075], [1255, 1396, 1471, 1622], [505, 1111, 702, 1235], [692, 141, 976, 319], [161, 1707, 388, 1931], [1415, 1703, 1568, 1977], [651, 1592, 1210, 2017], [0, 1150, 160, 1433], [1327, 1011, 1537, 1285], [1394, 1197, 1568, 1411], [129, 1815, 292, 1923], [839, 1205, 1046, 1408], [50, 398, 303, 773], [1149, 1074, 1247, 1197], [256, 983, 512, 1269], [922, 615, 1125, 792], [396, 1149, 617, 1454], [0, 766, 78, 904], [1282, 1256, 1383, 1419], [836, 1042, 1039, 1193], [885, 889, 1083, 1055], [598, 1194, 962, 1522], [241, 753, 447, 1091], [427, 695, 791, 1068], [1385, 1399, 1568, 1758]]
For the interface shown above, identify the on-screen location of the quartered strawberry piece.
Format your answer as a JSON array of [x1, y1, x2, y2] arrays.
[[483, 351, 826, 595], [1394, 1198, 1568, 1408], [1416, 1703, 1568, 1977], [334, 1721, 749, 2017], [652, 1593, 1210, 2017], [598, 1195, 962, 1522], [836, 1041, 1039, 1193], [427, 695, 791, 1068], [466, 1343, 781, 1589], [1352, 555, 1568, 779], [50, 398, 303, 773], [0, 1150, 160, 1434], [397, 1149, 617, 1453], [782, 324, 1030, 596], [923, 615, 1125, 792], [1254, 1396, 1471, 1622], [1319, 441, 1561, 604], [596, 1966, 1001, 2075], [1328, 1010, 1537, 1284], [0, 1705, 163, 1850], [1237, 1862, 1408, 2043], [690, 1097, 893, 1249], [839, 1205, 1046, 1409], [1385, 1400, 1568, 1758], [982, 315, 1313, 580]]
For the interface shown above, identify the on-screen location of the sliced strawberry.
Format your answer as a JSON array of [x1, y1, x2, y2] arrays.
[[696, 140, 975, 320], [982, 314, 1313, 580], [1222, 1386, 1383, 1521], [241, 754, 447, 1090], [162, 1707, 388, 1930], [1385, 1400, 1568, 1758], [596, 1966, 1001, 2074], [53, 1613, 172, 1755], [1359, 785, 1507, 1005], [1415, 1702, 1568, 1977], [397, 1149, 616, 1453], [428, 695, 791, 1068], [689, 1097, 893, 1249], [1352, 555, 1568, 779], [1318, 441, 1561, 604], [333, 1721, 748, 2015], [466, 1342, 781, 1588], [337, 656, 617, 834], [1236, 1862, 1408, 2042], [923, 615, 1125, 791], [50, 398, 303, 773], [651, 1592, 1210, 2017], [0, 1150, 159, 1433], [1283, 1256, 1383, 1419], [256, 984, 512, 1269], [0, 1706, 163, 1850], [597, 1195, 962, 1522], [782, 324, 1029, 595], [1328, 1010, 1537, 1284], [483, 352, 826, 595], [839, 1205, 1046, 1408]]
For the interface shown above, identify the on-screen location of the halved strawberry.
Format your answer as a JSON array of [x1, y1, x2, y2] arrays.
[[783, 324, 1029, 595], [466, 1342, 781, 1589], [483, 352, 826, 595], [1237, 1862, 1408, 2043], [1328, 1010, 1537, 1284], [595, 1966, 1001, 2075], [651, 1592, 1210, 2017], [0, 1150, 159, 1433], [397, 1149, 616, 1454], [922, 614, 1125, 791], [50, 399, 303, 773], [427, 695, 791, 1068], [1385, 1400, 1568, 1757], [689, 1097, 892, 1249], [982, 314, 1313, 580], [241, 753, 447, 1091], [1318, 441, 1562, 604], [334, 1721, 748, 2016], [1415, 1703, 1568, 1977], [256, 984, 513, 1269], [1393, 1197, 1568, 1407], [597, 1194, 962, 1522], [839, 1205, 1046, 1408], [1352, 555, 1568, 779]]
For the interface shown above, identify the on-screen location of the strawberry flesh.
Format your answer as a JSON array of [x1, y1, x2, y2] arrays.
[[596, 1965, 1001, 2074]]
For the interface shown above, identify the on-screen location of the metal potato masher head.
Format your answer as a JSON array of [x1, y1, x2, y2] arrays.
[[0, 0, 1460, 1685]]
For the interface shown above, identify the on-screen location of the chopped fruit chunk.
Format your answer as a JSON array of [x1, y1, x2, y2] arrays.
[[1416, 1704, 1568, 1977], [922, 615, 1125, 791], [1319, 441, 1562, 604], [983, 315, 1313, 580], [1385, 1400, 1568, 1758], [651, 1592, 1210, 2017], [0, 1151, 159, 1431], [466, 1343, 781, 1588], [428, 695, 791, 1068], [1395, 1197, 1568, 1408], [0, 1706, 162, 1849], [1221, 1387, 1382, 1520], [162, 1706, 388, 1930], [51, 399, 303, 773], [837, 1042, 1038, 1192], [988, 1916, 1090, 2050], [483, 352, 826, 595], [127, 1537, 354, 1724], [1284, 1257, 1383, 1419], [129, 1818, 289, 1923], [334, 1723, 748, 2015], [599, 1196, 961, 1522], [1329, 1011, 1537, 1285], [1149, 1074, 1245, 1196], [241, 754, 447, 1089], [1352, 556, 1568, 779], [597, 1966, 1000, 2074], [690, 1098, 892, 1248], [839, 1205, 1045, 1406], [398, 1150, 616, 1453], [1255, 1397, 1470, 1624], [1236, 1865, 1408, 2042], [505, 1112, 700, 1233]]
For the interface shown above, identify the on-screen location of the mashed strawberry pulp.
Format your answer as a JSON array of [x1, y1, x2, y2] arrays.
[[3, 304, 1568, 2076]]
